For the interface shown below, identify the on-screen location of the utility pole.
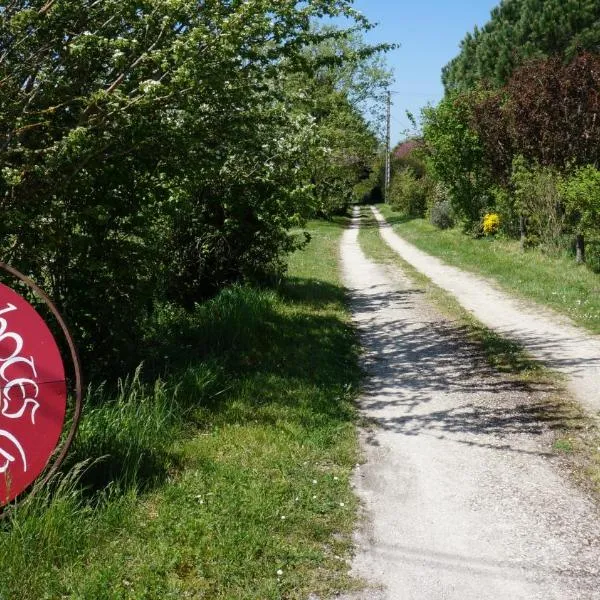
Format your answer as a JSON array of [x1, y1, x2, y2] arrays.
[[385, 90, 391, 203]]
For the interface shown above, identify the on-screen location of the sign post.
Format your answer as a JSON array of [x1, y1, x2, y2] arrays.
[[0, 263, 82, 509]]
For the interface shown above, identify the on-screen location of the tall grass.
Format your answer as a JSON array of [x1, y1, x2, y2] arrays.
[[0, 218, 361, 600]]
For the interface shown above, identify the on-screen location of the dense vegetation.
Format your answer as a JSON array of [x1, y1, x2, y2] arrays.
[[0, 0, 389, 378], [384, 0, 600, 275], [0, 219, 364, 599], [442, 0, 600, 92]]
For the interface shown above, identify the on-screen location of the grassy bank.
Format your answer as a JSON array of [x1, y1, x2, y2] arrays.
[[359, 207, 600, 500], [0, 219, 361, 600], [377, 204, 600, 334]]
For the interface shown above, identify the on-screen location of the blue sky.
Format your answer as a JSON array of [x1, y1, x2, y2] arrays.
[[347, 0, 499, 144]]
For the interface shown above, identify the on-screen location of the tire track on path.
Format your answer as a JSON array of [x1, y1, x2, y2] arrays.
[[339, 207, 600, 600], [371, 205, 600, 416]]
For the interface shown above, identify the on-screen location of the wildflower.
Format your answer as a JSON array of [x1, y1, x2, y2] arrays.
[[483, 213, 500, 235]]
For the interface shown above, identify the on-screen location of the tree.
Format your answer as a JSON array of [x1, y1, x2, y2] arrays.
[[504, 53, 600, 169], [442, 0, 600, 92], [297, 28, 392, 216], [0, 0, 390, 377], [421, 94, 491, 227]]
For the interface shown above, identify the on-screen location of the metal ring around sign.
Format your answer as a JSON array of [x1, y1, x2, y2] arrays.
[[0, 261, 83, 514]]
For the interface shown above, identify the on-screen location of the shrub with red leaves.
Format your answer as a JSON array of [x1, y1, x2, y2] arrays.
[[504, 53, 600, 168], [468, 89, 514, 184]]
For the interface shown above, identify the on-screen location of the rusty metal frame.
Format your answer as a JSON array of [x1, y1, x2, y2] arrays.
[[0, 261, 83, 513]]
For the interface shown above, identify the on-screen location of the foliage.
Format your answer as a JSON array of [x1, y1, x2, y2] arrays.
[[443, 0, 600, 91], [421, 94, 492, 226], [354, 150, 385, 204], [560, 165, 600, 239], [388, 168, 430, 218], [490, 185, 520, 238], [0, 219, 363, 599], [429, 3, 600, 270], [560, 165, 600, 270], [429, 199, 455, 230], [483, 213, 500, 236], [504, 53, 600, 169], [426, 51, 600, 259], [299, 29, 392, 217], [0, 0, 389, 378], [511, 157, 565, 252], [467, 88, 513, 185], [393, 139, 427, 178]]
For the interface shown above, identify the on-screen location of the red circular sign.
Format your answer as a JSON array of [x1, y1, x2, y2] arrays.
[[0, 283, 67, 505]]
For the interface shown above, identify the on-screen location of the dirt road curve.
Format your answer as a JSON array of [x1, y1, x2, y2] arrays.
[[339, 208, 600, 600], [371, 205, 600, 417]]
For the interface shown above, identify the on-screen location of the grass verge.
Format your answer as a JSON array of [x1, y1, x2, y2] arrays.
[[377, 204, 600, 334], [0, 218, 362, 600], [359, 207, 600, 499]]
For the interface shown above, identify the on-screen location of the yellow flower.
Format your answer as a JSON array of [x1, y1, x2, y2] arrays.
[[483, 213, 500, 235]]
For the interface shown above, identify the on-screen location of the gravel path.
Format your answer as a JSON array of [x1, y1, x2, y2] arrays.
[[338, 208, 600, 600], [371, 205, 600, 416]]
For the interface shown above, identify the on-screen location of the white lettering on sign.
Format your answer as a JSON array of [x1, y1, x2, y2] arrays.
[[0, 302, 42, 474], [0, 430, 27, 474]]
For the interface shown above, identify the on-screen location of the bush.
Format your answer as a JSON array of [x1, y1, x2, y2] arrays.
[[421, 93, 492, 226], [483, 213, 500, 235], [511, 157, 565, 252], [0, 3, 387, 381], [388, 168, 430, 217], [429, 200, 455, 229], [560, 165, 600, 264], [491, 185, 521, 238], [586, 241, 600, 273], [505, 53, 600, 169]]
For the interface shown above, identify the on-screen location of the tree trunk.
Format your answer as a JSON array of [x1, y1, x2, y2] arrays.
[[519, 215, 526, 252], [576, 234, 585, 264]]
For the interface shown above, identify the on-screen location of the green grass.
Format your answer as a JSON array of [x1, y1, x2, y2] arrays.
[[0, 218, 362, 600], [377, 204, 600, 334]]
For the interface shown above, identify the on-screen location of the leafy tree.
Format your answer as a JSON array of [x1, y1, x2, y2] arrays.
[[504, 53, 600, 169], [0, 0, 389, 377], [560, 165, 600, 264], [299, 29, 392, 216], [421, 94, 492, 227], [467, 89, 513, 185]]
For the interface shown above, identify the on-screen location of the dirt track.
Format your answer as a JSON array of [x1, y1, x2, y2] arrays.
[[371, 205, 600, 417], [338, 208, 600, 600]]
